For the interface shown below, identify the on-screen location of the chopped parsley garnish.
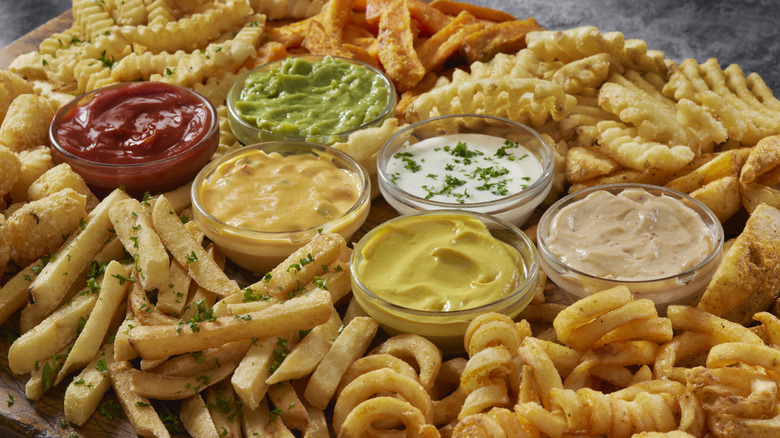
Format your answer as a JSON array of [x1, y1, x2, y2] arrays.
[[269, 337, 289, 373], [98, 400, 123, 420]]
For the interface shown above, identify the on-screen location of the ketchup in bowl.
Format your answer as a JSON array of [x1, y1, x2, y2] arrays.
[[49, 81, 219, 196]]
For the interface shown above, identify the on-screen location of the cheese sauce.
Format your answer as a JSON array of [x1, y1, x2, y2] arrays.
[[198, 149, 362, 232], [545, 188, 715, 281], [384, 133, 542, 204]]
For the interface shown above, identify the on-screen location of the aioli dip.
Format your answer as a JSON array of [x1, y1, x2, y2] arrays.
[[384, 133, 542, 204], [198, 148, 363, 232], [356, 213, 526, 312], [545, 188, 715, 281], [235, 56, 392, 139]]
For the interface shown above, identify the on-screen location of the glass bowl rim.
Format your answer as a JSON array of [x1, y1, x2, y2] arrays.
[[226, 54, 397, 143], [350, 208, 539, 320], [536, 182, 725, 285], [191, 140, 371, 240], [377, 113, 555, 209], [49, 81, 219, 169]]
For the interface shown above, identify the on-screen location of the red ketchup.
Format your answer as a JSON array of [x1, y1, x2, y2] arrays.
[[55, 81, 211, 163], [50, 81, 218, 196]]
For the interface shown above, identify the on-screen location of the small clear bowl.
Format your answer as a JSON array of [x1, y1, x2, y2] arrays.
[[350, 210, 539, 353], [227, 55, 396, 146], [537, 183, 724, 311], [377, 114, 554, 227], [49, 81, 219, 197], [192, 141, 371, 273]]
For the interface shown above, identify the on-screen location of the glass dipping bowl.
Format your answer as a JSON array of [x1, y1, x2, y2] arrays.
[[537, 183, 724, 311], [49, 81, 219, 197], [377, 114, 554, 227], [350, 210, 539, 353], [192, 141, 371, 273], [227, 55, 396, 146]]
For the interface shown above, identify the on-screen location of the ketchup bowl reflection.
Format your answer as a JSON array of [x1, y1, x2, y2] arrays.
[[350, 210, 538, 353], [537, 183, 724, 311], [49, 81, 219, 197], [192, 141, 370, 274]]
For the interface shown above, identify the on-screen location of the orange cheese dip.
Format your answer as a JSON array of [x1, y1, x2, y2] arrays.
[[198, 149, 363, 232]]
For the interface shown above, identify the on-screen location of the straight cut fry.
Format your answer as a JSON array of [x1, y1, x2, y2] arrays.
[[110, 361, 172, 438], [128, 289, 333, 360], [27, 189, 128, 319], [303, 316, 380, 409], [56, 261, 130, 384], [151, 195, 239, 297], [8, 291, 98, 375], [109, 198, 169, 292]]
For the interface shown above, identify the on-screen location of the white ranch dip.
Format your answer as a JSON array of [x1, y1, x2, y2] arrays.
[[545, 188, 715, 281], [384, 133, 542, 204]]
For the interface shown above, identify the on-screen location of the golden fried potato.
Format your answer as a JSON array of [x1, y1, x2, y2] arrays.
[[0, 70, 34, 124], [0, 94, 55, 153], [698, 203, 780, 324], [665, 148, 749, 194], [405, 77, 576, 127], [689, 175, 741, 223], [740, 134, 780, 183], [741, 182, 780, 214], [27, 163, 99, 211], [8, 188, 87, 265], [565, 146, 620, 184], [9, 145, 53, 203], [0, 145, 21, 199], [0, 215, 10, 276], [596, 120, 695, 171]]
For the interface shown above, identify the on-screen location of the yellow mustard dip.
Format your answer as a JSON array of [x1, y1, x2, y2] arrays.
[[356, 213, 525, 312], [199, 149, 362, 232]]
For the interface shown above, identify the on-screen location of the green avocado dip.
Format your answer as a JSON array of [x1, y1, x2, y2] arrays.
[[235, 56, 392, 140]]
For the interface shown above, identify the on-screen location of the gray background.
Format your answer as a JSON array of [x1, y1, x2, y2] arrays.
[[1, 0, 779, 90]]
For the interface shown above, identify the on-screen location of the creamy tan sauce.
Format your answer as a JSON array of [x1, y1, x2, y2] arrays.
[[199, 149, 362, 232], [545, 188, 715, 281]]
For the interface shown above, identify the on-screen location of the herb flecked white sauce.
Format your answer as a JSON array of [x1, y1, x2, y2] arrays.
[[385, 133, 542, 204]]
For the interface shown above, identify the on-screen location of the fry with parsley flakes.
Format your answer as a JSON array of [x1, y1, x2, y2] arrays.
[[9, 290, 98, 375], [55, 261, 130, 385], [128, 288, 333, 360], [26, 188, 128, 321], [109, 361, 172, 438], [109, 198, 170, 293], [151, 195, 239, 297], [63, 342, 115, 426]]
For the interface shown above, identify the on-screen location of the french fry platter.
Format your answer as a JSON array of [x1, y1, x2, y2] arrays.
[[3, 0, 780, 437]]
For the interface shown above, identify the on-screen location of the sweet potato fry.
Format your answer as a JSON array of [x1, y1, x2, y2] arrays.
[[266, 15, 323, 48], [408, 0, 452, 34], [416, 11, 482, 72], [463, 17, 545, 64], [366, 0, 393, 27], [322, 0, 354, 40], [303, 20, 355, 57], [429, 0, 517, 22], [248, 42, 289, 69], [378, 0, 426, 91]]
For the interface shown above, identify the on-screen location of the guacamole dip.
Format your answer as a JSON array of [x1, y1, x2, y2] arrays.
[[235, 56, 392, 139]]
